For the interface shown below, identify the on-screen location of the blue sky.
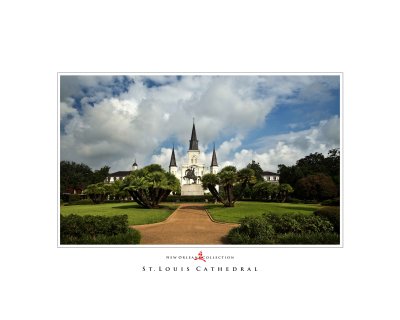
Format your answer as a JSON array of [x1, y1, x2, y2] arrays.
[[60, 74, 340, 172]]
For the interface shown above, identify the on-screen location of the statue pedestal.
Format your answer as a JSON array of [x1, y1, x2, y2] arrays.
[[181, 184, 204, 196]]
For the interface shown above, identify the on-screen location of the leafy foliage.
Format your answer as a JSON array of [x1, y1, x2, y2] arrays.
[[275, 232, 340, 244], [60, 214, 140, 244], [227, 213, 336, 244], [295, 173, 337, 200], [121, 164, 180, 208], [320, 198, 340, 206], [278, 148, 340, 200], [60, 161, 110, 194], [164, 195, 215, 202], [251, 182, 293, 202], [314, 206, 340, 233], [246, 161, 265, 182], [60, 229, 141, 245], [202, 166, 256, 207], [84, 182, 114, 204]]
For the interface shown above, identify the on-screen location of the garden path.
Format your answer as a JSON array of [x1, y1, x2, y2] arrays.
[[132, 203, 239, 244]]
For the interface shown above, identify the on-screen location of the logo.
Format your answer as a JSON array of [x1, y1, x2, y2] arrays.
[[194, 251, 206, 262]]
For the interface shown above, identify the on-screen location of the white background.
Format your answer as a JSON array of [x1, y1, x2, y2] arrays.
[[1, 1, 399, 319]]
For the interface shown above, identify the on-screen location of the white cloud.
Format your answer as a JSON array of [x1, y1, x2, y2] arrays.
[[60, 75, 339, 172], [221, 116, 341, 171]]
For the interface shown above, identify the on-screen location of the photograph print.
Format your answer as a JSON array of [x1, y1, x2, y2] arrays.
[[59, 74, 341, 246]]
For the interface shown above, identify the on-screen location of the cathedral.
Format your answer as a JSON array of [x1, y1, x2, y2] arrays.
[[169, 122, 219, 195]]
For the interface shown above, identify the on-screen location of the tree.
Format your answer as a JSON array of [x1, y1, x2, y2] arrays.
[[201, 173, 223, 203], [278, 164, 305, 188], [278, 183, 294, 202], [60, 161, 93, 194], [60, 161, 110, 195], [278, 149, 340, 198], [108, 179, 129, 200], [92, 166, 110, 184], [325, 148, 340, 186], [84, 182, 113, 204], [202, 166, 255, 207], [121, 164, 180, 209], [246, 161, 264, 182], [295, 173, 337, 201], [252, 181, 273, 200]]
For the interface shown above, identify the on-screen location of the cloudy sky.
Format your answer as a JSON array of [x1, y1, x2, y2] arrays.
[[60, 74, 340, 173]]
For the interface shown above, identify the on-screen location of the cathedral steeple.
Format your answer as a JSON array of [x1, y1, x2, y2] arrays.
[[169, 145, 177, 167], [211, 143, 218, 167], [189, 120, 199, 150]]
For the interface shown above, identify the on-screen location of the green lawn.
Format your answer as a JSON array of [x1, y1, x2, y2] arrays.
[[60, 202, 178, 225], [205, 201, 321, 223]]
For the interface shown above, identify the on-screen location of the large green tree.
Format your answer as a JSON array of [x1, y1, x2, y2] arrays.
[[202, 166, 255, 207], [84, 182, 114, 204], [121, 164, 180, 209], [295, 173, 337, 201], [278, 148, 340, 199], [60, 161, 110, 194], [246, 161, 264, 182], [60, 161, 93, 193]]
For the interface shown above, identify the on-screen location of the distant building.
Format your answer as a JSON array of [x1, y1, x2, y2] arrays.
[[261, 171, 280, 183], [105, 160, 138, 183]]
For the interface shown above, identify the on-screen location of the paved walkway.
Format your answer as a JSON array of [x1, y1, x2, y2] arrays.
[[132, 203, 239, 245]]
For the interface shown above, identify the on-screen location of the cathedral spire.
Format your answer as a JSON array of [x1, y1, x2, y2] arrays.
[[211, 143, 218, 167], [169, 145, 177, 167], [189, 120, 199, 150]]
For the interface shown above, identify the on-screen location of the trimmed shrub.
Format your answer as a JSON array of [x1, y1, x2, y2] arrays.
[[69, 194, 83, 202], [60, 214, 140, 244], [314, 207, 340, 233], [228, 216, 276, 244], [61, 228, 141, 245], [164, 195, 215, 202], [276, 232, 340, 244], [227, 213, 336, 245], [320, 198, 340, 206], [262, 213, 333, 234]]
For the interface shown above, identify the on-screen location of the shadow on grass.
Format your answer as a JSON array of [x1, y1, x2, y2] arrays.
[[180, 205, 206, 211], [112, 204, 145, 210], [112, 204, 176, 210], [277, 205, 319, 212]]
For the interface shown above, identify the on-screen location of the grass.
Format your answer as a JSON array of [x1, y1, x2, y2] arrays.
[[205, 201, 321, 223], [60, 202, 178, 225]]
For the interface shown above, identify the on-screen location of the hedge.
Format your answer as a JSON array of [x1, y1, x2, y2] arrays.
[[314, 206, 340, 233], [275, 232, 340, 244], [164, 195, 215, 202], [227, 213, 337, 245], [320, 198, 340, 206], [61, 228, 141, 245], [60, 214, 140, 244]]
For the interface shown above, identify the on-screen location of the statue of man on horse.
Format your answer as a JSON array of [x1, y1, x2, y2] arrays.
[[183, 167, 201, 184]]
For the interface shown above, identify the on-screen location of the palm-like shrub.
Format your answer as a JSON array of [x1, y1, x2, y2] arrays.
[[121, 164, 180, 208]]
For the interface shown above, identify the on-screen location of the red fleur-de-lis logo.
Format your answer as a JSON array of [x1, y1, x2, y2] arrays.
[[194, 251, 206, 262]]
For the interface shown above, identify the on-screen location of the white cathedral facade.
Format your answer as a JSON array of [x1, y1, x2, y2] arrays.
[[169, 123, 219, 195]]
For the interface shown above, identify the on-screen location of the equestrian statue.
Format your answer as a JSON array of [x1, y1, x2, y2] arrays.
[[183, 167, 201, 184]]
